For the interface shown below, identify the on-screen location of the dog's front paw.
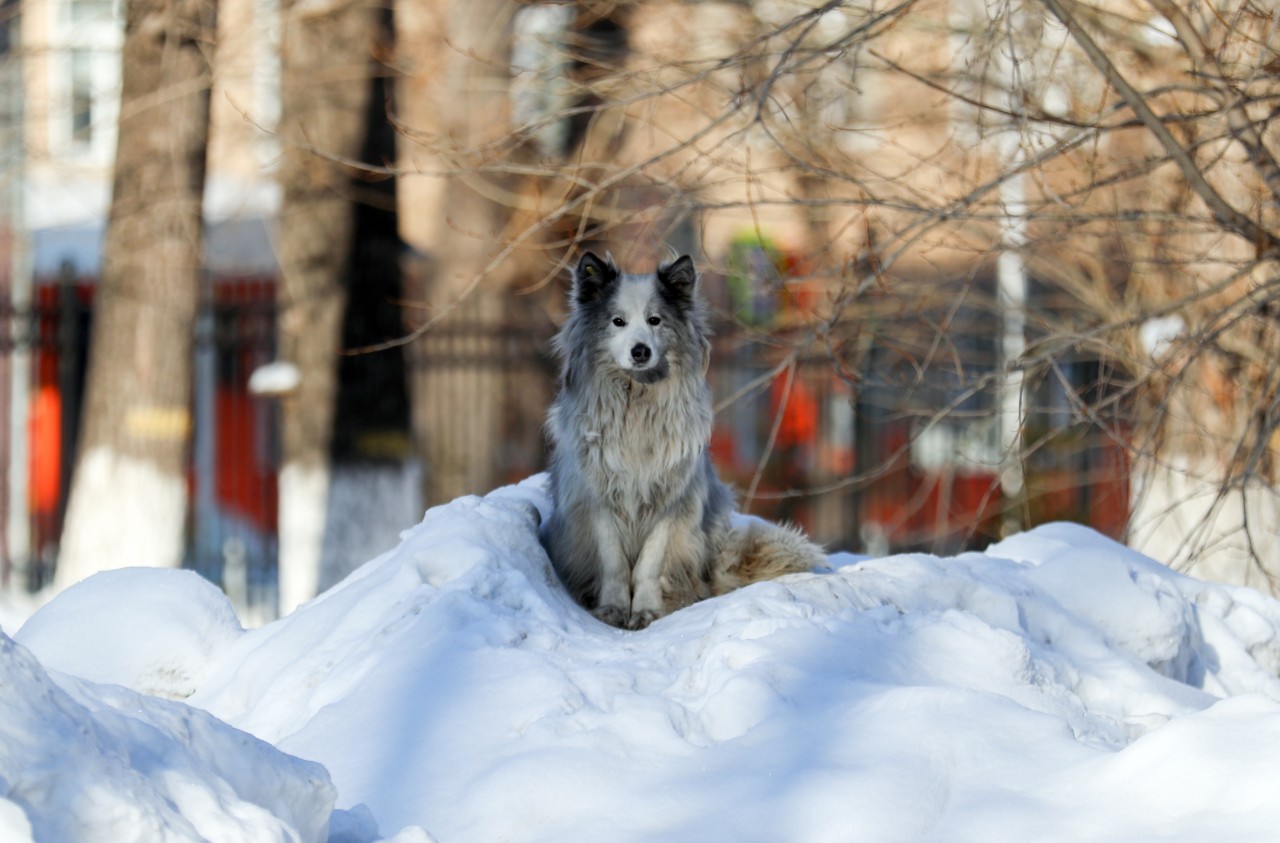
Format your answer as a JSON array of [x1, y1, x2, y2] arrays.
[[626, 609, 660, 630], [592, 604, 629, 628]]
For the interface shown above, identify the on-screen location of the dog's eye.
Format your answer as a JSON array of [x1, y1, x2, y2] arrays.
[[647, 316, 661, 326], [611, 317, 626, 327]]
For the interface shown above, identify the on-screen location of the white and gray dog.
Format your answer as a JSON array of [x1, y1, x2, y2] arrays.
[[543, 251, 824, 629]]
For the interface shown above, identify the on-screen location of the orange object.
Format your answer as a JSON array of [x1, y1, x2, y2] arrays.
[[29, 385, 61, 514], [771, 377, 818, 447]]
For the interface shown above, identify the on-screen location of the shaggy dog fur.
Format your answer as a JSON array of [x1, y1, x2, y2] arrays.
[[543, 251, 824, 629]]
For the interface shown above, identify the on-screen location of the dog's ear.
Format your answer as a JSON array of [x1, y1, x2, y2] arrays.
[[658, 255, 697, 305], [573, 251, 618, 305]]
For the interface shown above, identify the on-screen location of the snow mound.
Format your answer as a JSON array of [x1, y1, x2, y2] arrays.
[[6, 476, 1280, 841], [172, 476, 1280, 842], [16, 567, 244, 700], [0, 631, 335, 843], [0, 588, 38, 637]]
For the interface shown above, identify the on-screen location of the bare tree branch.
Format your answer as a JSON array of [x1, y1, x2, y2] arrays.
[[1038, 0, 1280, 258], [1146, 0, 1280, 206]]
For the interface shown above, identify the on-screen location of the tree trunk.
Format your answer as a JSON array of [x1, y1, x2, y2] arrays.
[[399, 0, 519, 507], [55, 0, 216, 589], [275, 0, 377, 614]]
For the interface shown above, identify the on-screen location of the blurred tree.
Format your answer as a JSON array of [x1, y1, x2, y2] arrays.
[[396, 0, 522, 507], [274, 0, 382, 614], [55, 0, 217, 588], [1031, 0, 1280, 587], [396, 0, 632, 505], [389, 0, 1280, 591]]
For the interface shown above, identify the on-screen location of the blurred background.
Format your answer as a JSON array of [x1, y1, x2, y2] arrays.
[[0, 0, 1278, 622]]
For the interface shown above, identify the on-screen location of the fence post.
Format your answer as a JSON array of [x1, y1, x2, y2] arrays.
[[191, 276, 217, 583], [55, 260, 82, 544]]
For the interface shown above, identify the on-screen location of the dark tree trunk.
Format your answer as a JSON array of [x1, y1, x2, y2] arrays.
[[401, 0, 520, 507], [274, 0, 378, 614]]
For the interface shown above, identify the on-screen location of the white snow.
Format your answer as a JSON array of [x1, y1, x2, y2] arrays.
[[55, 447, 189, 589], [248, 361, 302, 397], [1129, 455, 1280, 594], [0, 633, 335, 843], [15, 568, 243, 700], [278, 461, 332, 616], [1139, 313, 1186, 358], [5, 474, 1280, 841], [0, 589, 39, 638]]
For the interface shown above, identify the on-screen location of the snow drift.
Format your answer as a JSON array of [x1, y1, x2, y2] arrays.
[[5, 475, 1280, 841], [0, 630, 334, 843]]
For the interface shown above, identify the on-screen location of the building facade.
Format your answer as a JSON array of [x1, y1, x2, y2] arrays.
[[3, 0, 1275, 600]]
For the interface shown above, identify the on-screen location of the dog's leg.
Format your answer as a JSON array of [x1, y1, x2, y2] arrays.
[[592, 512, 631, 627], [629, 518, 673, 630], [658, 517, 712, 613]]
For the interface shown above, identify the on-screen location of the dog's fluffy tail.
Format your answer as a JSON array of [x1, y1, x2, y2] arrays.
[[711, 518, 825, 596]]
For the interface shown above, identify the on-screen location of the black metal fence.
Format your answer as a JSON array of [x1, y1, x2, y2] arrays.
[[0, 281, 1133, 606], [0, 275, 279, 598]]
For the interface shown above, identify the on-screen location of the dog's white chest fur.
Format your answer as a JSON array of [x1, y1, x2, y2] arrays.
[[578, 377, 709, 509]]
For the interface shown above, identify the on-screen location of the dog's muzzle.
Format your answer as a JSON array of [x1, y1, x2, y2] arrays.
[[624, 343, 667, 383]]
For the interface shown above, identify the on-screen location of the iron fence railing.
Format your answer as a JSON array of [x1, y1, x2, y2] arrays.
[[0, 288, 1132, 611]]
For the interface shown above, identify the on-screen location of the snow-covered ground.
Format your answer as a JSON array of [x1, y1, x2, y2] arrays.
[[4, 474, 1280, 842]]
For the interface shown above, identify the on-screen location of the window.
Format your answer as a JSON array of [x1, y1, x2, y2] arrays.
[[511, 5, 574, 157], [49, 0, 122, 161], [69, 0, 113, 24], [0, 0, 16, 56], [70, 50, 93, 143]]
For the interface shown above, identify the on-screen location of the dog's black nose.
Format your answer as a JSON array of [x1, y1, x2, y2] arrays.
[[631, 344, 651, 365]]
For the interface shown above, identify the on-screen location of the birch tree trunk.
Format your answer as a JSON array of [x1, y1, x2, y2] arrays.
[[275, 0, 377, 614], [55, 0, 216, 589]]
